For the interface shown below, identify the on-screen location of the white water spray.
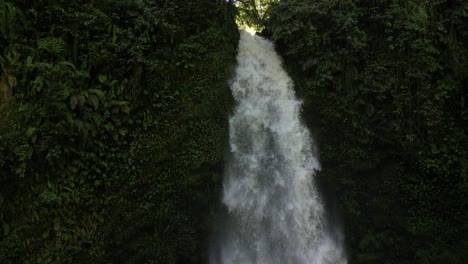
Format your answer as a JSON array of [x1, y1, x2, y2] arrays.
[[210, 31, 347, 264]]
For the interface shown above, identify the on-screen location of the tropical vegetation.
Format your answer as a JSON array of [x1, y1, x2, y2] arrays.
[[1, 0, 466, 263]]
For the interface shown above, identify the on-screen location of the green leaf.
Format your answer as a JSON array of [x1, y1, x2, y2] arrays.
[[111, 100, 128, 106], [58, 88, 70, 99], [70, 96, 78, 110], [104, 123, 114, 131], [88, 88, 105, 98], [77, 95, 86, 108], [64, 112, 74, 125], [59, 61, 76, 70], [18, 104, 28, 111], [118, 128, 127, 136], [37, 37, 66, 56], [75, 120, 83, 132], [98, 74, 107, 83], [26, 127, 37, 137], [26, 55, 33, 66], [109, 80, 118, 87], [88, 94, 99, 110], [7, 75, 16, 87]]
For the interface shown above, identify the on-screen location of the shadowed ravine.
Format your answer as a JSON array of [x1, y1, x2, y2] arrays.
[[210, 31, 347, 264]]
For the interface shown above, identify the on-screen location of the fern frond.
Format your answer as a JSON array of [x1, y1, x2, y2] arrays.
[[37, 37, 67, 57]]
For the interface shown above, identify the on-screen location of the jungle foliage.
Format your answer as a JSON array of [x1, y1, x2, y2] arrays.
[[261, 0, 468, 263], [2, 0, 467, 263], [0, 0, 238, 263], [234, 0, 278, 31]]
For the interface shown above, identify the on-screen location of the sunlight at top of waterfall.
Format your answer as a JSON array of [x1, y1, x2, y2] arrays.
[[240, 26, 256, 35]]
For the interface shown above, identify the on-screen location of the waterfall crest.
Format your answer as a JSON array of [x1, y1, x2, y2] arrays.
[[211, 31, 347, 264]]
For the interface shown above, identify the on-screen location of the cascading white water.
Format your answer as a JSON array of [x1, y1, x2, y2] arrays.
[[210, 31, 347, 264]]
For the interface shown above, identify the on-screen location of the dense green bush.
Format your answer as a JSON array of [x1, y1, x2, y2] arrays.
[[265, 0, 467, 263], [0, 0, 238, 263]]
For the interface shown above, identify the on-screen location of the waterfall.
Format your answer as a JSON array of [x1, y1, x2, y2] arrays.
[[210, 31, 347, 264]]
